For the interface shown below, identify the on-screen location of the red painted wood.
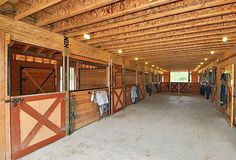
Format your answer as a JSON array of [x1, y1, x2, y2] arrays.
[[11, 93, 66, 160]]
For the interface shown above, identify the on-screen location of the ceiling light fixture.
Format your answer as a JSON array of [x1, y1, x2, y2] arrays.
[[118, 49, 123, 54], [200, 62, 204, 65], [222, 36, 228, 43], [145, 62, 148, 65], [135, 57, 139, 61], [204, 58, 208, 61], [211, 51, 215, 55], [152, 65, 155, 67], [83, 33, 91, 40]]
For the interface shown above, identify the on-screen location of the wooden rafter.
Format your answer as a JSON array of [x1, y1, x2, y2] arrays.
[[22, 44, 31, 54], [67, 0, 236, 37], [36, 0, 121, 27], [84, 14, 236, 45], [0, 0, 7, 7], [103, 33, 236, 50], [75, 5, 236, 42], [119, 43, 233, 54], [93, 23, 236, 48], [52, 0, 179, 32], [15, 0, 64, 20], [35, 48, 44, 56]]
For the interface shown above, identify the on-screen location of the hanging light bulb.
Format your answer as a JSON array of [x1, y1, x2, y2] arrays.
[[222, 37, 228, 43], [118, 49, 122, 54], [83, 33, 91, 40]]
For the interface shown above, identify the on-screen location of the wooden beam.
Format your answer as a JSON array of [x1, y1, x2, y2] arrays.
[[103, 33, 236, 50], [53, 0, 179, 32], [0, 15, 64, 51], [15, 0, 63, 20], [0, 0, 7, 7], [22, 44, 31, 54], [75, 4, 236, 41], [95, 26, 236, 49], [35, 48, 44, 56], [36, 0, 121, 27], [67, 0, 236, 37], [0, 32, 11, 160], [118, 43, 234, 55], [85, 14, 236, 45]]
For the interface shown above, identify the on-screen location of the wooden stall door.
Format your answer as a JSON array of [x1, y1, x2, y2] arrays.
[[112, 87, 124, 114], [171, 83, 178, 92], [10, 92, 66, 160], [180, 83, 188, 93], [21, 68, 55, 95]]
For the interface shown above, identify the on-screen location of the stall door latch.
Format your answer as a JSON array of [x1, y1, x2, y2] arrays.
[[5, 98, 24, 107]]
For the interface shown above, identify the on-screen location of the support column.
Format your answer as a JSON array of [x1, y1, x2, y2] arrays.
[[63, 37, 70, 135], [0, 32, 11, 160]]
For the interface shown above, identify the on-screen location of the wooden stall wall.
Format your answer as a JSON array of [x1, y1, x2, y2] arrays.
[[215, 50, 236, 127], [70, 88, 108, 130], [80, 69, 107, 89]]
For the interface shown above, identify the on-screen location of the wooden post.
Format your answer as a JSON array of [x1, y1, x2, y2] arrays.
[[230, 64, 235, 127], [0, 32, 11, 160], [108, 55, 112, 115]]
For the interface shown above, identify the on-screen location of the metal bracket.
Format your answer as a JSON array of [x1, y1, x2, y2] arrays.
[[5, 98, 24, 107]]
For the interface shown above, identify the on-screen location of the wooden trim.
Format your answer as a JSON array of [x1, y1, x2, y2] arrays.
[[0, 32, 11, 160]]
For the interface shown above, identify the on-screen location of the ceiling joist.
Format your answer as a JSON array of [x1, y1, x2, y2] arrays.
[[15, 0, 63, 20]]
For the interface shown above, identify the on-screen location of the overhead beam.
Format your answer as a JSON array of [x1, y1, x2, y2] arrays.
[[118, 43, 234, 55], [85, 14, 236, 45], [76, 4, 236, 41], [104, 32, 236, 50], [0, 0, 8, 7], [15, 0, 63, 20], [36, 0, 121, 27], [53, 0, 179, 32], [96, 25, 236, 49], [22, 44, 31, 53], [67, 0, 236, 37]]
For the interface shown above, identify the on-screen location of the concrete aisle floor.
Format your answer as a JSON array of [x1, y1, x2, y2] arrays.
[[20, 94, 236, 160]]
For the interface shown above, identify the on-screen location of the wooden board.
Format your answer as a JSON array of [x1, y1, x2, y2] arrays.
[[70, 89, 103, 130], [0, 32, 11, 160]]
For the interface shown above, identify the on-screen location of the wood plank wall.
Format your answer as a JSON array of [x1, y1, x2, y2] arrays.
[[70, 88, 109, 130], [80, 69, 107, 89]]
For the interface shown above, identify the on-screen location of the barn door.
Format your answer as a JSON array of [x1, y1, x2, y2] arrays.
[[10, 92, 66, 160]]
